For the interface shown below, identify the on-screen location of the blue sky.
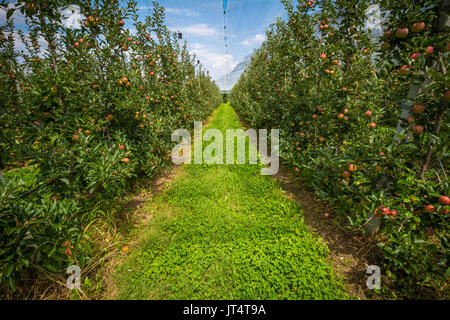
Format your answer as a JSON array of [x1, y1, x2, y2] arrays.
[[1, 0, 287, 81], [136, 0, 287, 80]]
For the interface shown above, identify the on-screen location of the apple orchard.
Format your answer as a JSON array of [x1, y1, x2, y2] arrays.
[[0, 0, 449, 299], [230, 0, 449, 297], [0, 0, 221, 293]]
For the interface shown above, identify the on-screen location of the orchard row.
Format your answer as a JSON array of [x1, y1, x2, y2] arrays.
[[230, 0, 449, 298], [0, 0, 221, 293]]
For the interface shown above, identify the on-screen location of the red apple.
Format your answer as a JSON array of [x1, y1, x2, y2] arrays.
[[348, 164, 356, 172], [424, 205, 436, 213], [406, 116, 415, 124], [410, 52, 421, 60], [319, 53, 327, 59], [378, 207, 390, 215], [425, 46, 434, 54], [412, 104, 425, 114], [396, 28, 409, 38], [365, 110, 372, 117], [369, 122, 376, 128], [439, 195, 450, 205], [411, 22, 425, 33], [324, 213, 329, 218], [399, 65, 411, 75], [411, 125, 423, 134], [342, 171, 351, 178], [444, 91, 450, 101]]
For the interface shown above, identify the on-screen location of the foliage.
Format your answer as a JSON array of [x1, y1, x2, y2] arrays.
[[230, 0, 449, 297], [0, 0, 221, 293]]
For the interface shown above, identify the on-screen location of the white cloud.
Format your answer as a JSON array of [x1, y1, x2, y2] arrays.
[[166, 8, 200, 17], [189, 42, 237, 81], [137, 6, 200, 17], [173, 24, 220, 37], [240, 34, 266, 46], [61, 5, 83, 29], [0, 3, 26, 25]]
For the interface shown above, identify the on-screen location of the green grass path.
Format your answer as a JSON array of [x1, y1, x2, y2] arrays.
[[114, 103, 347, 299]]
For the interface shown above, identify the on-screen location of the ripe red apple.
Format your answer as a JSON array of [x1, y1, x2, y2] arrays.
[[440, 208, 449, 215], [412, 104, 425, 114], [378, 207, 390, 215], [324, 213, 329, 218], [424, 205, 436, 213], [439, 195, 450, 205], [337, 113, 344, 119], [342, 171, 351, 178], [369, 122, 376, 128], [365, 110, 372, 117], [348, 164, 356, 172], [384, 30, 392, 37], [33, 121, 40, 126], [411, 22, 425, 33], [312, 114, 318, 119], [444, 91, 450, 101], [399, 65, 411, 75], [411, 125, 423, 134], [379, 151, 386, 157], [122, 157, 130, 163], [119, 20, 125, 26], [74, 42, 80, 48], [406, 116, 415, 124], [425, 46, 434, 54], [396, 28, 409, 38], [319, 53, 327, 59], [390, 210, 397, 216], [410, 52, 421, 60], [150, 71, 155, 76]]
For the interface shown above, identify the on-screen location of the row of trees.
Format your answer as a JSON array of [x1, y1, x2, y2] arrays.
[[231, 0, 449, 297], [0, 0, 221, 293]]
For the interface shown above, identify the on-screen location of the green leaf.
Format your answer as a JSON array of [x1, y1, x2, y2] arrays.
[[6, 8, 15, 20]]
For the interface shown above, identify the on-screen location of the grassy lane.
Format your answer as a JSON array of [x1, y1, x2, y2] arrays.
[[114, 103, 347, 299]]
